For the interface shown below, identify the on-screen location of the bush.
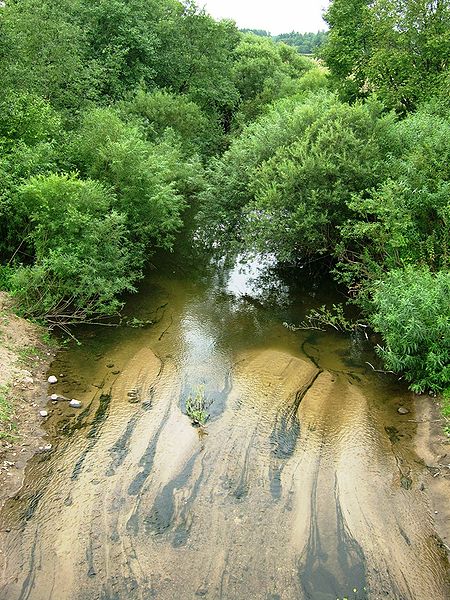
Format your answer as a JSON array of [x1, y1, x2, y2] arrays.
[[9, 173, 138, 323], [120, 89, 222, 157], [199, 92, 394, 261], [66, 107, 194, 251], [371, 267, 450, 393], [337, 109, 450, 293]]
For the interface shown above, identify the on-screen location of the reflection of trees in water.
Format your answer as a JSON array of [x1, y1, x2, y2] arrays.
[[223, 253, 342, 317]]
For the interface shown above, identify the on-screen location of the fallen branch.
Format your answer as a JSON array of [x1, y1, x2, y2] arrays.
[[365, 361, 395, 374]]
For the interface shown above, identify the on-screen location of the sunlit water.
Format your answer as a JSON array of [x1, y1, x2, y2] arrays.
[[0, 236, 448, 600]]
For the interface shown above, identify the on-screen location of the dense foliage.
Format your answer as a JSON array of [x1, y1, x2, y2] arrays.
[[0, 0, 449, 393], [240, 29, 328, 55], [371, 267, 449, 393], [274, 31, 328, 54], [199, 1, 450, 393], [321, 0, 450, 111]]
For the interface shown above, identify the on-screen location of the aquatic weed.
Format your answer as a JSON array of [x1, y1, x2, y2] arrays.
[[185, 385, 210, 426]]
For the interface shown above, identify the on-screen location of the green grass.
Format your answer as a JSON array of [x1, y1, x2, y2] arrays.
[[17, 346, 41, 364]]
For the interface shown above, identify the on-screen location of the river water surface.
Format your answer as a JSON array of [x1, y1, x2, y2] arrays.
[[0, 236, 449, 600]]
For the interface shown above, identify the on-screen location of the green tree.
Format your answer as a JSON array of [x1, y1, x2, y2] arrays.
[[230, 34, 313, 125], [120, 89, 222, 157], [0, 91, 61, 259], [274, 31, 328, 55], [337, 108, 450, 294], [199, 92, 393, 261], [322, 0, 450, 111], [154, 4, 240, 120], [0, 0, 100, 113], [321, 0, 372, 102], [66, 107, 202, 250]]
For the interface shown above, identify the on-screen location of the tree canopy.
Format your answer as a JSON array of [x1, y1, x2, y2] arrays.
[[0, 0, 448, 392]]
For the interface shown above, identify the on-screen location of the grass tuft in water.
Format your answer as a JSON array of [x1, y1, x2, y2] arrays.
[[185, 385, 210, 427]]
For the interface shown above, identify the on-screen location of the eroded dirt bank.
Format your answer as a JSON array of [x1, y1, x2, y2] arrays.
[[413, 394, 450, 555], [0, 292, 56, 510]]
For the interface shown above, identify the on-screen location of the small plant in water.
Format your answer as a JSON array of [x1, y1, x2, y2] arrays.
[[284, 303, 367, 334], [185, 385, 210, 427]]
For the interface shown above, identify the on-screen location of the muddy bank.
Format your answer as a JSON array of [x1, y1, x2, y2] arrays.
[[413, 394, 450, 556], [0, 292, 56, 510]]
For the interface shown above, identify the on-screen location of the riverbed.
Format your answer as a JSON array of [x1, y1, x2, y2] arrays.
[[0, 239, 448, 600]]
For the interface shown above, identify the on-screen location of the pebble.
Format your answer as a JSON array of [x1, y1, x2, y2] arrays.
[[39, 410, 48, 417], [38, 444, 52, 452], [69, 399, 82, 408], [47, 375, 58, 384], [397, 407, 409, 415], [50, 394, 59, 401]]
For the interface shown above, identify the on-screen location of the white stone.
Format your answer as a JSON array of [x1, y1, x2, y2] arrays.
[[69, 399, 82, 408], [50, 393, 59, 401], [47, 375, 58, 384], [39, 410, 48, 417]]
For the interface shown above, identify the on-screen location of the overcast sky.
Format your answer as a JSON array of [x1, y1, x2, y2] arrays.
[[200, 1, 330, 35]]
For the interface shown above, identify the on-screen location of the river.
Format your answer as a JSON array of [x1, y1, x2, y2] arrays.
[[0, 232, 448, 600]]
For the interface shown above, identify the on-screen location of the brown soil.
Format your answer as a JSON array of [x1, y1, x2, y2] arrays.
[[0, 292, 56, 510], [413, 393, 450, 556]]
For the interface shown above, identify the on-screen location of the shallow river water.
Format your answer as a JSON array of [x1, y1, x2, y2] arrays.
[[0, 237, 449, 600]]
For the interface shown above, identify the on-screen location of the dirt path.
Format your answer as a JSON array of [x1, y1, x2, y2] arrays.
[[0, 292, 56, 510]]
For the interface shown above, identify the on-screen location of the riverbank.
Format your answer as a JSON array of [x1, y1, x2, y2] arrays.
[[0, 292, 56, 510], [414, 393, 450, 556]]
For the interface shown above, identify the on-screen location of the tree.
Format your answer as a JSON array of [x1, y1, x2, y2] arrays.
[[274, 31, 328, 55], [322, 0, 450, 111], [337, 108, 450, 293], [321, 0, 372, 101], [66, 107, 190, 251], [199, 92, 394, 261], [231, 33, 313, 124], [120, 89, 222, 157], [153, 4, 240, 120]]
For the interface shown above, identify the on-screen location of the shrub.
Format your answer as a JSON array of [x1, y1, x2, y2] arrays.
[[10, 173, 138, 323], [371, 267, 450, 393], [67, 107, 191, 250], [120, 89, 222, 157]]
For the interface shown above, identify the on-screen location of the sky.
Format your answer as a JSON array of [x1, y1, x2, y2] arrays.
[[200, 1, 330, 35]]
